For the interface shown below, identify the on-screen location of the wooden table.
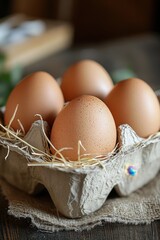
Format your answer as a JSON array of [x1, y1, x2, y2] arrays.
[[0, 33, 160, 239]]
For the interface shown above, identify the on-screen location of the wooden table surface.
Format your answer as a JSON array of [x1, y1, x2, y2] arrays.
[[0, 33, 160, 239]]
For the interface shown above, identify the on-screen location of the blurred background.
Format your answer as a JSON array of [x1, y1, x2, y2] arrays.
[[0, 0, 159, 43], [0, 0, 160, 106]]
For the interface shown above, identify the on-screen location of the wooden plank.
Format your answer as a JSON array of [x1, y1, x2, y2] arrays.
[[0, 15, 74, 69]]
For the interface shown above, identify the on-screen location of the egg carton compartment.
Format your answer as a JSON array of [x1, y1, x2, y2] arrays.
[[0, 111, 160, 218]]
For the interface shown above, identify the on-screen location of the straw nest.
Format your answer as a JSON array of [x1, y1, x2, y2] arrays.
[[0, 105, 118, 169]]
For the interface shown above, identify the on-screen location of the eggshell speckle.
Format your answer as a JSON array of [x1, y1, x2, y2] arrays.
[[4, 71, 64, 133], [104, 78, 160, 138], [50, 95, 117, 161], [61, 60, 114, 101]]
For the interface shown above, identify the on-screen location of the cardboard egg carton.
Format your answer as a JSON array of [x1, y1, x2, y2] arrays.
[[0, 103, 160, 218]]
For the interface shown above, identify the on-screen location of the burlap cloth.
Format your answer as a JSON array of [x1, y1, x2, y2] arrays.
[[0, 171, 160, 232]]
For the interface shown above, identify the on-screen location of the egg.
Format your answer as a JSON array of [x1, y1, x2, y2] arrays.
[[50, 95, 117, 161], [4, 71, 64, 133], [60, 59, 114, 101], [104, 78, 160, 138]]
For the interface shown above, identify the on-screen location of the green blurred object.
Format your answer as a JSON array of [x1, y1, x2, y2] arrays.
[[111, 68, 137, 84], [0, 53, 23, 107]]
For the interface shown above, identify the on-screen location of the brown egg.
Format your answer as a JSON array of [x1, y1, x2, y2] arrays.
[[50, 95, 117, 161], [4, 71, 64, 133], [104, 78, 160, 138], [61, 59, 113, 101]]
